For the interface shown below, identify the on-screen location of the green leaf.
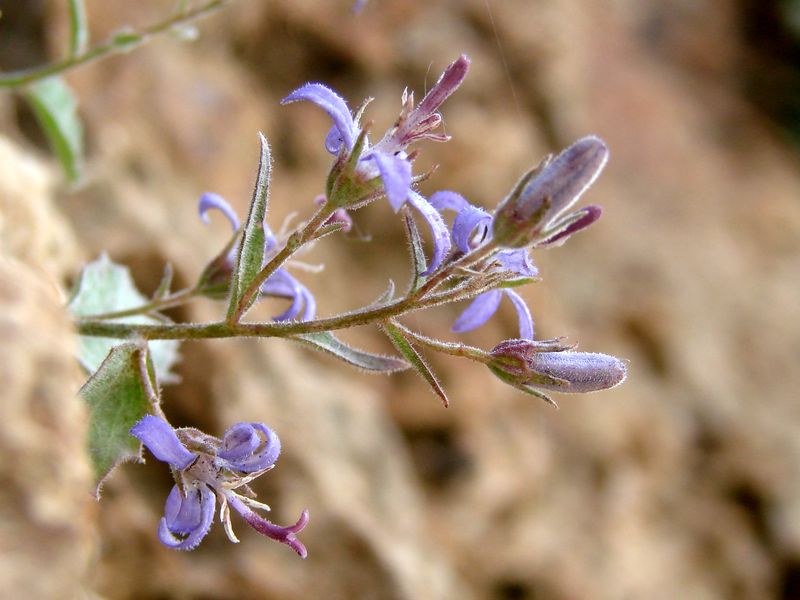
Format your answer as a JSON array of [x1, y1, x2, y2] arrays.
[[291, 331, 409, 373], [382, 321, 449, 407], [24, 76, 84, 182], [67, 0, 89, 57], [78, 343, 155, 496], [68, 254, 180, 382], [402, 208, 426, 293], [228, 133, 271, 319]]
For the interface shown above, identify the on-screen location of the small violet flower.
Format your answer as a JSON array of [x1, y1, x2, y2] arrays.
[[492, 136, 608, 249], [131, 415, 308, 556], [197, 192, 316, 321], [428, 190, 538, 339], [281, 55, 471, 275]]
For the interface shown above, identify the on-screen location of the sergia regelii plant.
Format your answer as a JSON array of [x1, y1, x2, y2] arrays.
[[72, 54, 626, 556]]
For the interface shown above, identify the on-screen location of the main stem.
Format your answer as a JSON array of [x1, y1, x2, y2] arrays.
[[0, 0, 232, 88]]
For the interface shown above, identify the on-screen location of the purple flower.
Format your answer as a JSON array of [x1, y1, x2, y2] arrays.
[[488, 338, 627, 404], [492, 136, 608, 249], [429, 190, 538, 339], [281, 56, 470, 275], [130, 415, 308, 556], [197, 192, 316, 321]]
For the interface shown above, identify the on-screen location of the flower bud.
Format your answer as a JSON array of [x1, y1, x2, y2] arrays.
[[492, 136, 609, 248], [488, 338, 626, 394]]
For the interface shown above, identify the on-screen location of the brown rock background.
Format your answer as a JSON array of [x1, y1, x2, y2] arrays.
[[2, 0, 800, 598]]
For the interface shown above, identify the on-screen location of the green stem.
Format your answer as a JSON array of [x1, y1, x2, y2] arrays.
[[0, 0, 232, 89], [88, 288, 198, 320], [231, 204, 335, 322], [412, 242, 498, 300], [388, 320, 489, 363]]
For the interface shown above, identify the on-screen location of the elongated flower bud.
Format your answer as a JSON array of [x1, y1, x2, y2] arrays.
[[489, 338, 626, 393], [492, 136, 609, 248]]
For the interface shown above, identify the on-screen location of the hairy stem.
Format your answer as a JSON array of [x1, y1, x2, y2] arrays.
[[88, 288, 198, 320], [0, 0, 232, 89]]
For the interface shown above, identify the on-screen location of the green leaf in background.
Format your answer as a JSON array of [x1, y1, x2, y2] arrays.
[[78, 343, 154, 496], [292, 331, 409, 373], [68, 254, 180, 382], [402, 208, 427, 293], [67, 0, 90, 57], [382, 321, 449, 407], [23, 76, 84, 182], [228, 132, 271, 319]]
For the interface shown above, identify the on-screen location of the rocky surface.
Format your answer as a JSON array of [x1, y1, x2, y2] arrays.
[[1, 0, 799, 598]]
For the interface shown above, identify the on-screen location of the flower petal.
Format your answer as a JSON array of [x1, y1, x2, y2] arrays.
[[281, 83, 356, 152], [428, 190, 470, 213], [219, 423, 281, 473], [130, 415, 196, 470], [452, 204, 492, 253], [504, 289, 534, 340], [525, 351, 627, 393], [537, 205, 602, 248], [496, 249, 538, 278], [368, 151, 412, 212], [158, 484, 216, 551], [452, 289, 503, 333], [407, 191, 452, 275], [198, 192, 240, 231]]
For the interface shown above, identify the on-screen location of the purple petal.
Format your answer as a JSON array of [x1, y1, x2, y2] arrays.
[[299, 286, 316, 321], [413, 55, 471, 127], [281, 83, 357, 152], [452, 290, 502, 333], [198, 192, 240, 231], [228, 494, 308, 558], [219, 423, 281, 473], [428, 190, 470, 214], [158, 484, 216, 551], [537, 205, 602, 247], [452, 205, 492, 253], [504, 289, 534, 340], [496, 249, 538, 278], [131, 415, 196, 470], [407, 191, 452, 275], [527, 351, 627, 393], [368, 152, 412, 212], [261, 269, 316, 322], [519, 136, 608, 223]]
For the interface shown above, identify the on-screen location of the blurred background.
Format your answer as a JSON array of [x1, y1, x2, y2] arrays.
[[2, 0, 800, 598]]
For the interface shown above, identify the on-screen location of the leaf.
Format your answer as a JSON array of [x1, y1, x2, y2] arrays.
[[402, 208, 426, 293], [228, 133, 271, 319], [78, 343, 155, 496], [24, 76, 84, 182], [291, 331, 409, 373], [68, 254, 180, 382], [67, 0, 89, 57], [381, 321, 449, 407]]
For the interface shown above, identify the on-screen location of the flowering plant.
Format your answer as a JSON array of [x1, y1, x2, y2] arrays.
[[60, 52, 626, 556]]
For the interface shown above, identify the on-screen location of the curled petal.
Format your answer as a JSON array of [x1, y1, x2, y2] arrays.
[[452, 205, 491, 253], [228, 494, 308, 558], [158, 484, 216, 550], [198, 192, 240, 231], [261, 269, 316, 322], [281, 83, 357, 152], [407, 191, 452, 275], [219, 423, 281, 473], [428, 190, 470, 213], [496, 249, 538, 278], [504, 289, 534, 340], [131, 415, 196, 470], [452, 289, 503, 333], [368, 152, 412, 212]]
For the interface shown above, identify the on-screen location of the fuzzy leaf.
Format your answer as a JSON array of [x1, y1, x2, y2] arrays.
[[292, 332, 409, 373], [382, 321, 449, 406], [68, 254, 180, 382], [402, 209, 426, 292], [228, 133, 271, 319], [68, 0, 89, 56], [78, 343, 154, 496], [24, 76, 84, 182]]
